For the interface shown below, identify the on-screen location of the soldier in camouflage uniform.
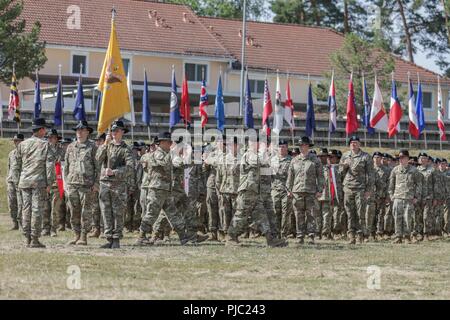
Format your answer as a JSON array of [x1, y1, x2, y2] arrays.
[[226, 136, 287, 247], [56, 138, 72, 233], [96, 120, 134, 249], [316, 148, 329, 239], [203, 141, 221, 237], [6, 134, 24, 230], [416, 152, 438, 241], [42, 129, 62, 236], [270, 139, 292, 239], [135, 132, 206, 246], [434, 159, 448, 238], [13, 118, 55, 248], [286, 137, 324, 245], [64, 121, 99, 246], [189, 156, 207, 234], [381, 153, 395, 237], [125, 141, 145, 232], [442, 159, 450, 237], [339, 136, 374, 244], [327, 150, 345, 239], [89, 133, 106, 238], [388, 150, 422, 244]]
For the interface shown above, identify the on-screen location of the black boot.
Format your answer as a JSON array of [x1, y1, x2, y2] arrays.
[[111, 239, 120, 249], [100, 238, 113, 249]]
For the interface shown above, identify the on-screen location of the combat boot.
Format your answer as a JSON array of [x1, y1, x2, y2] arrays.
[[67, 232, 80, 245], [57, 224, 65, 232], [307, 234, 315, 245], [134, 231, 151, 246], [392, 236, 402, 244], [423, 234, 430, 242], [180, 232, 197, 245], [99, 238, 113, 249], [88, 227, 100, 238], [357, 233, 364, 244], [41, 229, 50, 237], [10, 220, 19, 230], [404, 235, 412, 244], [266, 233, 288, 248], [24, 234, 32, 248], [347, 233, 356, 245], [296, 237, 305, 246], [76, 233, 87, 246], [195, 233, 209, 244], [225, 234, 241, 246], [50, 230, 57, 237], [111, 239, 120, 249], [206, 230, 219, 242], [218, 230, 226, 242], [30, 236, 46, 248]]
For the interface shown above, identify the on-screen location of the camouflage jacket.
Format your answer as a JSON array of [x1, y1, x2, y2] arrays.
[[140, 152, 152, 189], [434, 169, 448, 201], [189, 163, 207, 198], [446, 171, 450, 200], [388, 165, 422, 200], [14, 136, 56, 189], [287, 152, 324, 194], [339, 150, 374, 192], [96, 141, 134, 187], [318, 164, 343, 203], [237, 149, 261, 194], [204, 149, 222, 189], [259, 150, 272, 194], [218, 152, 240, 194], [417, 165, 438, 200], [373, 165, 389, 199], [271, 154, 292, 193], [143, 146, 172, 191], [7, 148, 19, 184], [64, 140, 99, 188], [171, 153, 189, 194]]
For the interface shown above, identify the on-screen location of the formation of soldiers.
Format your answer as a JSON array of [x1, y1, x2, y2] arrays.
[[6, 118, 450, 248]]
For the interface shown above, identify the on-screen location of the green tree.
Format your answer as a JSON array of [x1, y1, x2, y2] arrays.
[[314, 33, 396, 116], [168, 0, 268, 20], [0, 0, 47, 84]]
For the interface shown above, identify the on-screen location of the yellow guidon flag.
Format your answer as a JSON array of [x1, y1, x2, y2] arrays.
[[97, 14, 130, 133]]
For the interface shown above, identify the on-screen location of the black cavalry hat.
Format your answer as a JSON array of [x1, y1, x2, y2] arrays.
[[298, 136, 314, 147], [111, 120, 129, 134], [72, 120, 93, 134], [31, 118, 51, 131]]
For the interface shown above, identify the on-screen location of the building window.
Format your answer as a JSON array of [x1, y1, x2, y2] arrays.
[[72, 54, 87, 75], [185, 63, 208, 82], [122, 58, 130, 77], [422, 92, 432, 109], [248, 79, 265, 94]]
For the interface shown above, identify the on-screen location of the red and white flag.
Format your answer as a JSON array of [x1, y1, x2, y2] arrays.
[[408, 77, 420, 139], [262, 79, 273, 136], [345, 74, 358, 135], [199, 79, 208, 128], [272, 74, 284, 134], [180, 75, 191, 127], [388, 78, 403, 138], [370, 77, 389, 132], [284, 77, 294, 131], [437, 77, 446, 141]]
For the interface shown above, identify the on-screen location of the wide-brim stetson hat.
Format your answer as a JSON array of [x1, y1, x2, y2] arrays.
[[72, 120, 94, 134]]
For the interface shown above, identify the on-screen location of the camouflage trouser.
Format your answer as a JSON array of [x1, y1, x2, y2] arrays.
[[66, 186, 94, 234], [271, 189, 292, 237], [7, 182, 22, 224], [344, 189, 366, 236], [384, 200, 394, 235], [140, 188, 186, 236], [51, 187, 67, 231], [99, 183, 127, 240], [320, 200, 332, 235], [422, 199, 434, 235], [173, 190, 200, 233], [20, 188, 47, 238], [413, 200, 425, 235], [206, 187, 220, 232], [444, 199, 450, 233], [125, 189, 141, 231], [393, 199, 414, 238], [91, 191, 103, 229], [292, 193, 316, 238], [219, 193, 237, 233], [227, 190, 271, 238], [140, 188, 148, 218], [332, 203, 345, 234], [313, 199, 322, 236], [196, 195, 207, 232], [374, 198, 389, 235], [434, 202, 445, 235], [42, 192, 52, 231], [365, 197, 380, 236], [261, 190, 278, 237], [153, 212, 173, 236]]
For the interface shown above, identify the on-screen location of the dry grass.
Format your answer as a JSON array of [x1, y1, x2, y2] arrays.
[[1, 138, 450, 299]]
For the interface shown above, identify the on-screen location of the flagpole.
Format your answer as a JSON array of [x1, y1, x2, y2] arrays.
[[239, 0, 247, 117], [378, 132, 381, 149], [438, 75, 443, 151], [362, 72, 367, 147], [59, 64, 64, 139], [424, 131, 428, 149], [13, 61, 20, 134]]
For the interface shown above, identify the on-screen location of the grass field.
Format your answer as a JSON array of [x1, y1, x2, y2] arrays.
[[1, 138, 450, 299]]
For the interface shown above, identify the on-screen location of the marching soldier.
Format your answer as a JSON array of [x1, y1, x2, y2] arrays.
[[388, 150, 422, 244], [286, 137, 324, 245], [203, 140, 222, 238], [96, 120, 134, 249], [13, 118, 55, 248], [6, 133, 24, 230], [64, 121, 99, 246], [89, 133, 106, 238], [339, 136, 374, 244], [271, 139, 292, 239], [125, 141, 145, 232], [316, 148, 328, 239], [189, 144, 208, 235]]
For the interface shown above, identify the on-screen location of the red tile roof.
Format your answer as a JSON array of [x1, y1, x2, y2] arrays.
[[20, 0, 231, 58]]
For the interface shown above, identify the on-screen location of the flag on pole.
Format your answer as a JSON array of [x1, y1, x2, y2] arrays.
[[142, 70, 151, 126], [346, 75, 358, 135], [199, 80, 208, 128], [73, 73, 86, 121], [363, 77, 375, 135], [124, 74, 136, 126], [370, 77, 388, 132], [388, 79, 403, 138], [244, 73, 254, 129], [272, 73, 284, 134], [215, 74, 225, 132], [34, 73, 41, 119], [169, 67, 180, 130], [97, 14, 130, 133], [54, 74, 64, 126], [328, 73, 337, 133], [305, 82, 316, 137], [262, 79, 273, 136], [284, 77, 294, 130], [95, 91, 102, 121], [437, 78, 447, 141], [8, 73, 20, 123], [408, 77, 420, 139], [416, 77, 425, 135], [180, 75, 191, 127]]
